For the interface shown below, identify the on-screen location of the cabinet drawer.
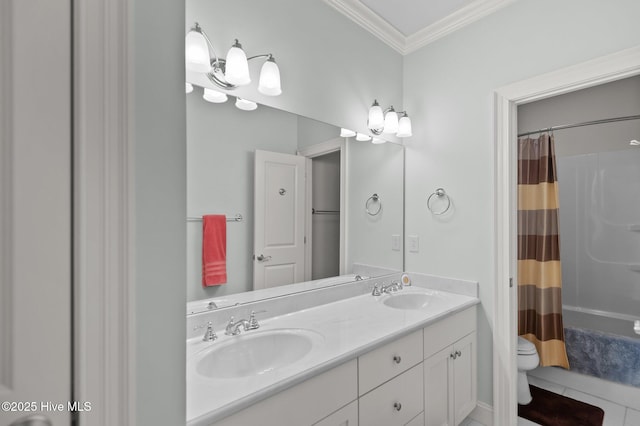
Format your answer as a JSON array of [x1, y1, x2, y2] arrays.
[[424, 306, 476, 359], [359, 363, 424, 426], [313, 400, 358, 426], [359, 329, 423, 395]]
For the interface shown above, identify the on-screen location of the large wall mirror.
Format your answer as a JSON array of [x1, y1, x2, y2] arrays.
[[185, 0, 405, 310]]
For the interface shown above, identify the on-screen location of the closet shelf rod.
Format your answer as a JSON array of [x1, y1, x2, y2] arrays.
[[517, 114, 640, 138]]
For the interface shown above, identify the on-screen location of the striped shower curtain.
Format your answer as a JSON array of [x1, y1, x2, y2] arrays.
[[517, 134, 570, 369]]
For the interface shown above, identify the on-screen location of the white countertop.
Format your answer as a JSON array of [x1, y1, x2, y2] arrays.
[[186, 285, 479, 425]]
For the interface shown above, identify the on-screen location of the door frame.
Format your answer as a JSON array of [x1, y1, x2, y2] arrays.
[[74, 0, 135, 423], [492, 45, 640, 425], [298, 137, 347, 277]]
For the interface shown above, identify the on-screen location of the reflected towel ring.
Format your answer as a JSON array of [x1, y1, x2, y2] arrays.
[[427, 188, 451, 215], [365, 193, 382, 216]]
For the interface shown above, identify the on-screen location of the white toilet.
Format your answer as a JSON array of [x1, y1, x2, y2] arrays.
[[517, 336, 540, 405]]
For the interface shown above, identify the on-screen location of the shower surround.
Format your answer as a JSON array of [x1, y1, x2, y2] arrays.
[[557, 147, 640, 385]]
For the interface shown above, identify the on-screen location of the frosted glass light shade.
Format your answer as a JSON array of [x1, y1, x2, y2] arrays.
[[368, 100, 384, 131], [185, 29, 211, 73], [185, 82, 194, 94], [355, 133, 371, 142], [371, 137, 386, 144], [258, 57, 282, 96], [382, 108, 398, 134], [225, 40, 251, 86], [340, 128, 356, 138], [203, 88, 228, 103], [397, 115, 412, 137], [235, 97, 258, 111]]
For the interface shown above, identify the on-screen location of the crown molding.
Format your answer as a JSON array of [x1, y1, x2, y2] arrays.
[[324, 0, 516, 55], [405, 0, 517, 54], [322, 0, 406, 54]]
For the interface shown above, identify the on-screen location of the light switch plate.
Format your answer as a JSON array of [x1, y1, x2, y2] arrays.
[[391, 235, 401, 251], [408, 235, 419, 253]]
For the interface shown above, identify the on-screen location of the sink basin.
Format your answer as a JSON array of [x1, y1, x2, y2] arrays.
[[194, 328, 322, 379], [383, 292, 438, 310]]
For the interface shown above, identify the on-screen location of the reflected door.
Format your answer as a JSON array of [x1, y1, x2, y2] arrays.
[[254, 150, 307, 289]]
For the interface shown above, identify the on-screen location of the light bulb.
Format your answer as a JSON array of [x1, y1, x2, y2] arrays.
[[340, 128, 356, 138], [382, 107, 398, 134], [185, 82, 194, 94], [235, 97, 258, 111], [368, 100, 384, 132], [355, 133, 371, 142], [202, 88, 228, 103], [185, 25, 211, 73], [225, 39, 251, 86], [397, 113, 412, 137], [258, 56, 282, 96]]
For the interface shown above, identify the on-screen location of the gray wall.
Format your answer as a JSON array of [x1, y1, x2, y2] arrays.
[[402, 0, 640, 406], [133, 0, 186, 424], [518, 75, 640, 157]]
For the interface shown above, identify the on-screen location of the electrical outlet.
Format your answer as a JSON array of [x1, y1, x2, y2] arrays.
[[408, 235, 419, 253], [391, 235, 401, 251]]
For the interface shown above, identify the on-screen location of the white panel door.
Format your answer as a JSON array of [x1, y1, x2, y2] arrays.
[[0, 0, 72, 425], [254, 150, 307, 290], [424, 346, 453, 426], [453, 332, 477, 425]]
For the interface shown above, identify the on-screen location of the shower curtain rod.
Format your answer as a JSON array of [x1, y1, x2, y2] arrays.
[[517, 114, 640, 137]]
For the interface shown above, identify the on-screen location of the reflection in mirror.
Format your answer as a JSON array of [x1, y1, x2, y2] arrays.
[[186, 88, 404, 308]]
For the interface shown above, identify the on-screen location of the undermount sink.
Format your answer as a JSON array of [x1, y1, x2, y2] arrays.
[[382, 292, 439, 310], [194, 328, 323, 379]]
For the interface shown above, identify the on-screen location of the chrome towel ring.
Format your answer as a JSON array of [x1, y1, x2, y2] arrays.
[[427, 188, 451, 215], [365, 193, 382, 216]]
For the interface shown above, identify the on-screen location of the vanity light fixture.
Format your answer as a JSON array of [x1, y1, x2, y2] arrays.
[[367, 100, 412, 138], [185, 22, 282, 96], [186, 82, 194, 94], [371, 137, 386, 144]]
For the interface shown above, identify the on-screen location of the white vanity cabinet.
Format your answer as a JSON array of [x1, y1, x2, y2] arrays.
[[214, 360, 358, 426], [423, 307, 477, 426]]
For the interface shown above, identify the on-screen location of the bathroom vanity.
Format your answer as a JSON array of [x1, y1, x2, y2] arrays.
[[186, 274, 479, 426]]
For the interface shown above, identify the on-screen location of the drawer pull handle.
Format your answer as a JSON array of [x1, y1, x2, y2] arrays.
[[393, 355, 402, 364], [393, 402, 402, 411]]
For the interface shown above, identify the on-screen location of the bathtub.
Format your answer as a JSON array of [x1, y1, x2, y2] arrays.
[[562, 305, 640, 388]]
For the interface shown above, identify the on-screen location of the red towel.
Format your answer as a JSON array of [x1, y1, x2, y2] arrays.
[[202, 215, 227, 286]]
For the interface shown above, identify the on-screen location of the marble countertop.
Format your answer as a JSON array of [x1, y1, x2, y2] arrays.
[[186, 284, 479, 425]]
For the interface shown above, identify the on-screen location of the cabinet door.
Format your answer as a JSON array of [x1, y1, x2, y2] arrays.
[[424, 345, 453, 426], [313, 401, 358, 426], [453, 332, 477, 425]]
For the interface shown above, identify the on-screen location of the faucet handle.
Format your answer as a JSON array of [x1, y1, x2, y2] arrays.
[[202, 321, 217, 342], [392, 280, 403, 290], [247, 310, 265, 330], [371, 284, 382, 296]]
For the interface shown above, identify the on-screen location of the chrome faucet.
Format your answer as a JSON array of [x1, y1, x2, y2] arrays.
[[225, 311, 261, 336], [202, 321, 217, 342], [382, 280, 404, 294]]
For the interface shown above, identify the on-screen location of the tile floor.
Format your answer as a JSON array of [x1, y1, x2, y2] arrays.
[[460, 375, 640, 426]]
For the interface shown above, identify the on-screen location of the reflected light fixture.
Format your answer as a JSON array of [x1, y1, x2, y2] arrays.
[[355, 133, 371, 142], [185, 82, 194, 94], [371, 137, 386, 144], [235, 97, 258, 111], [367, 99, 412, 138], [185, 22, 282, 96], [202, 88, 228, 103], [340, 128, 356, 138]]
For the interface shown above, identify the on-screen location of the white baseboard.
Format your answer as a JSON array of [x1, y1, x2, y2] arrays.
[[469, 401, 494, 425]]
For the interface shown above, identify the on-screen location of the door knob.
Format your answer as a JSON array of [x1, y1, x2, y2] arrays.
[[256, 254, 272, 262]]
